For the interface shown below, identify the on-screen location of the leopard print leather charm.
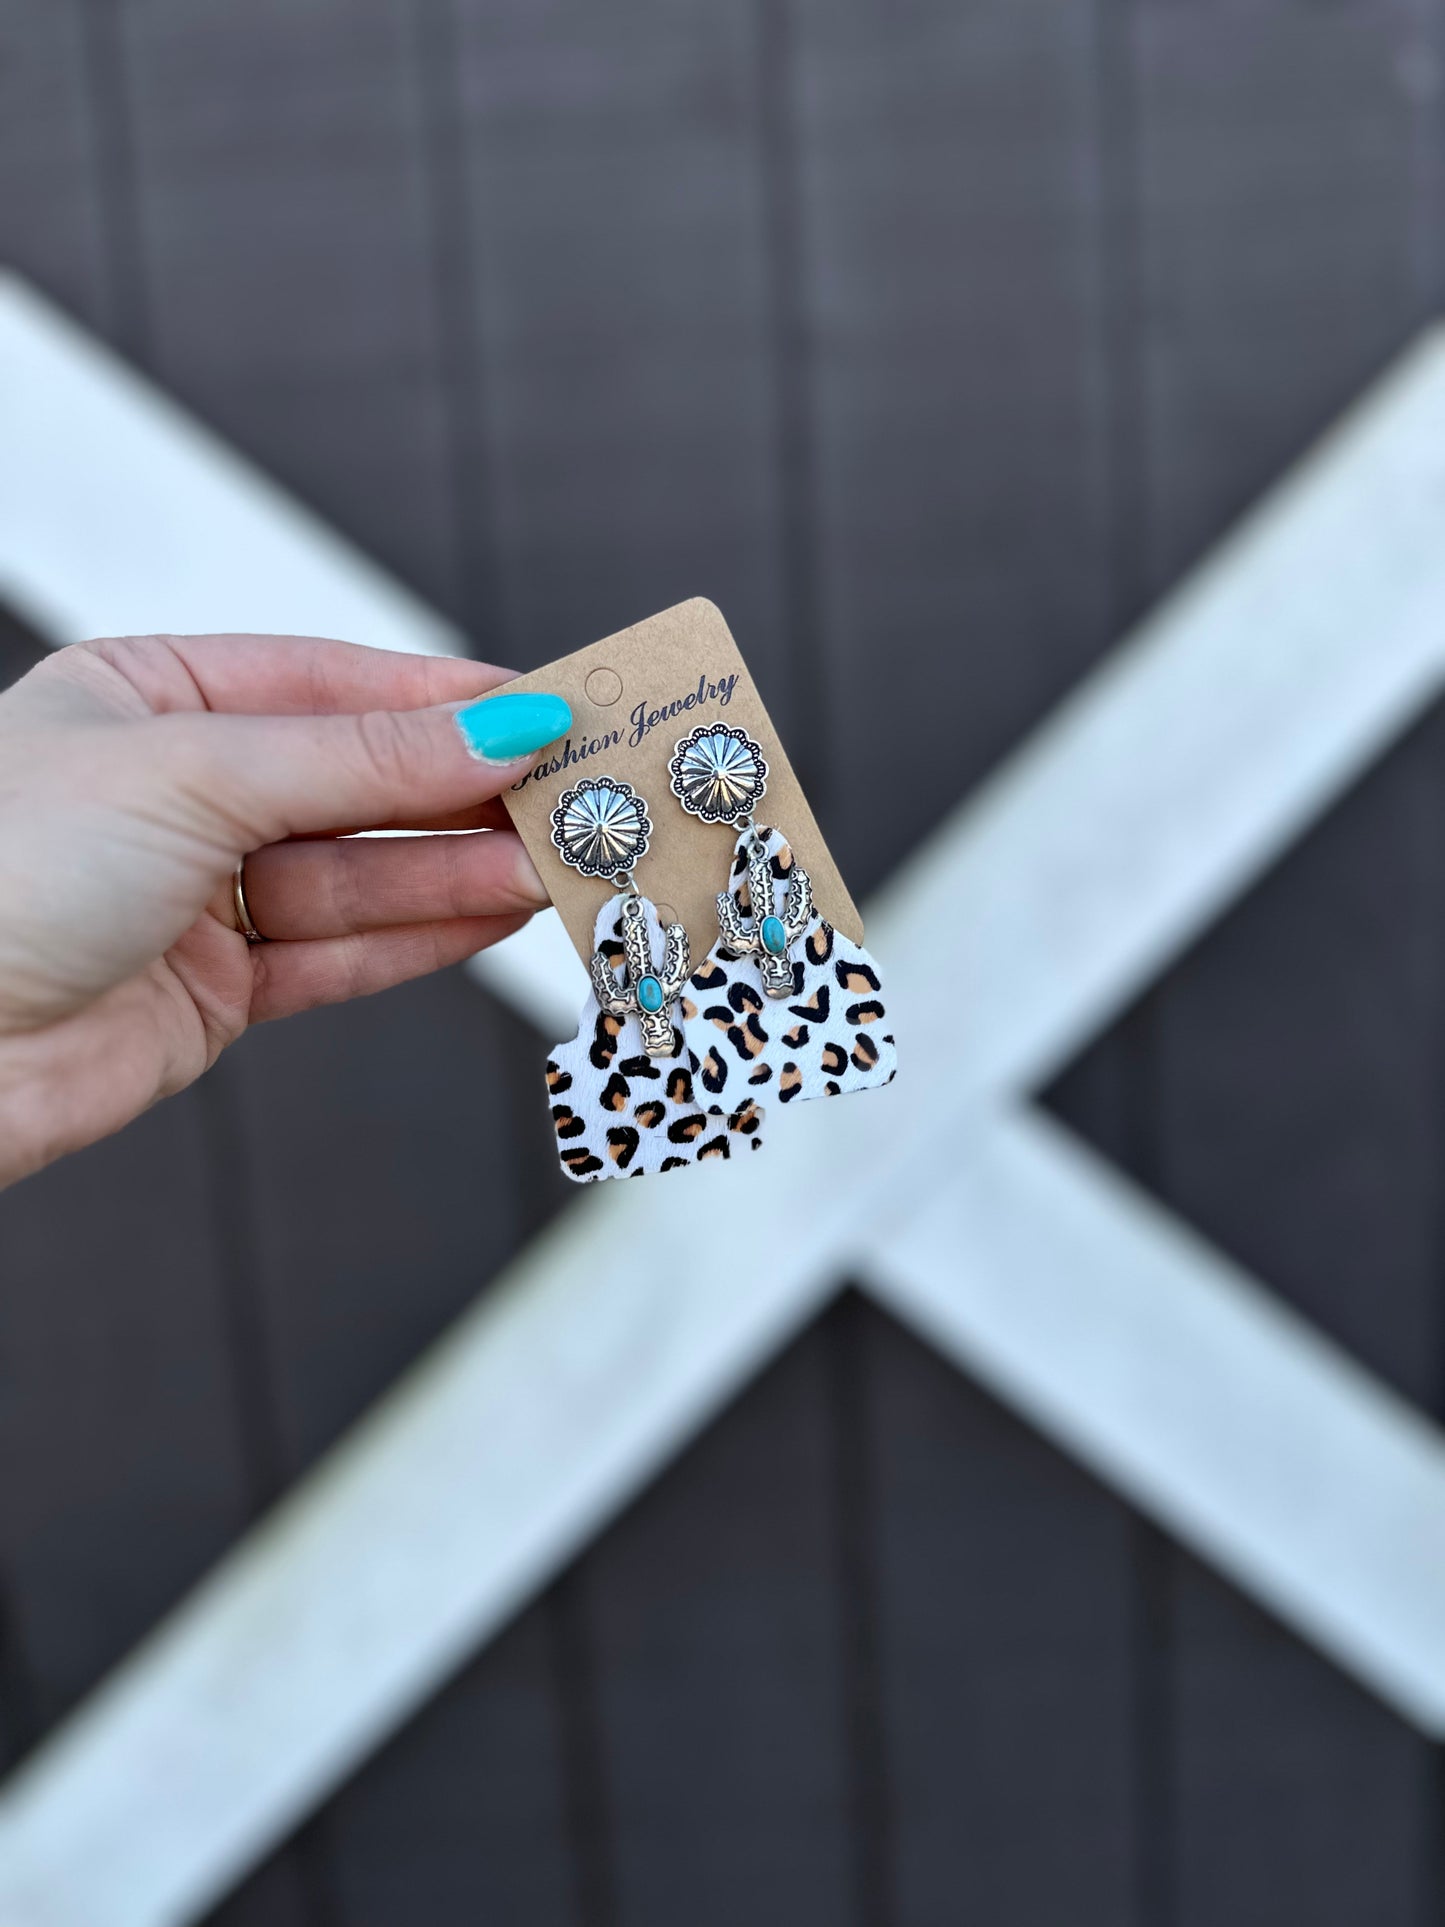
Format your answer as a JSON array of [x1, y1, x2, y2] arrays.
[[545, 895, 767, 1182], [679, 828, 897, 1111]]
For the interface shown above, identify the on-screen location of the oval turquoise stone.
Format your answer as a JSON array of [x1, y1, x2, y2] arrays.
[[637, 974, 665, 1012], [761, 915, 788, 956]]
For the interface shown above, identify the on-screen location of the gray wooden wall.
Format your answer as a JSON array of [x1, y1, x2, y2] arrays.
[[3, 2, 1445, 1921]]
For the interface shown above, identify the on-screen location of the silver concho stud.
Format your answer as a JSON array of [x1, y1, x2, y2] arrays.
[[668, 724, 768, 826], [550, 776, 652, 880]]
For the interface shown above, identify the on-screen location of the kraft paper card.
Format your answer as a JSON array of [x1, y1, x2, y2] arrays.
[[488, 597, 862, 969]]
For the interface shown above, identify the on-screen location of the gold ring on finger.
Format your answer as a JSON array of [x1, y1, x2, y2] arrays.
[[233, 855, 268, 944]]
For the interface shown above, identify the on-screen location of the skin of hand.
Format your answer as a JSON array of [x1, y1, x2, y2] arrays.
[[0, 632, 569, 1188]]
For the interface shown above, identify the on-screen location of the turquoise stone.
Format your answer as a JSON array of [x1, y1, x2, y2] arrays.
[[761, 915, 788, 956], [637, 974, 665, 1012]]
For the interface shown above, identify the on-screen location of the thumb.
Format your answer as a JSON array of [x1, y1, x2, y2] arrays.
[[142, 690, 572, 848]]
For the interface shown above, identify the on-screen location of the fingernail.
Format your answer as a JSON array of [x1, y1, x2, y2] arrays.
[[454, 691, 572, 764], [514, 843, 551, 908]]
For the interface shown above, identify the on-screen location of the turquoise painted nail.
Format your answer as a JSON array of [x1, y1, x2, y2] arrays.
[[455, 691, 572, 764]]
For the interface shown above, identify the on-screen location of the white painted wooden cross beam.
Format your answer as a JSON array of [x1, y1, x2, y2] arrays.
[[3, 273, 1445, 1925]]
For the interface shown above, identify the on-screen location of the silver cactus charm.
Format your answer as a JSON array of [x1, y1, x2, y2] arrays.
[[717, 839, 814, 998], [591, 898, 691, 1056]]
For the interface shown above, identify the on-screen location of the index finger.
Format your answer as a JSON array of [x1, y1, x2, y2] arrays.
[[143, 691, 572, 848], [289, 797, 513, 839], [118, 632, 515, 716]]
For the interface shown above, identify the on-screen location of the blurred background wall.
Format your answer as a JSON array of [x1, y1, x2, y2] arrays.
[[3, 2, 1445, 1923]]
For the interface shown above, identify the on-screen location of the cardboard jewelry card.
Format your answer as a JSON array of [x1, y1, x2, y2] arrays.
[[489, 597, 862, 969]]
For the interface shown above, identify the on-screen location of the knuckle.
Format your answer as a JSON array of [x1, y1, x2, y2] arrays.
[[352, 708, 420, 797], [76, 634, 201, 709], [342, 932, 376, 1002], [441, 833, 475, 919], [248, 940, 276, 1014], [330, 841, 369, 935]]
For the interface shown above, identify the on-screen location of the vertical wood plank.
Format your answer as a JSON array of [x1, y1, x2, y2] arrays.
[[1171, 1558, 1430, 1927], [203, 1852, 321, 1927], [0, 1104, 256, 1737], [321, 1614, 576, 1927], [858, 1300, 1138, 1926], [115, 0, 459, 611], [1151, 723, 1445, 1411], [1147, 726, 1444, 1927], [794, 6, 1142, 1922], [792, 0, 1115, 881], [566, 1323, 854, 1927], [0, 1, 108, 326], [450, 0, 790, 710], [1134, 0, 1430, 590]]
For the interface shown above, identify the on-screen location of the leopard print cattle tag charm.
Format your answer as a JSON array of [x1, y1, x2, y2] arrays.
[[679, 828, 897, 1112], [545, 896, 767, 1183]]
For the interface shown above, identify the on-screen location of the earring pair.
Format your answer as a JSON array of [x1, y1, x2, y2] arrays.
[[549, 726, 811, 1047], [542, 726, 895, 1186]]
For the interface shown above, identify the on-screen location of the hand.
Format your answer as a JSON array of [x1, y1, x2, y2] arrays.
[[0, 632, 572, 1187]]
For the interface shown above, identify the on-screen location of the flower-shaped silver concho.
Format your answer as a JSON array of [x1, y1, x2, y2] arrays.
[[668, 724, 769, 826], [550, 777, 653, 880]]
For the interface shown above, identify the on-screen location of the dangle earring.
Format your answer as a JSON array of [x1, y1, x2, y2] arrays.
[[669, 726, 898, 1111], [669, 725, 808, 996], [551, 776, 689, 1056], [540, 775, 766, 1183]]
